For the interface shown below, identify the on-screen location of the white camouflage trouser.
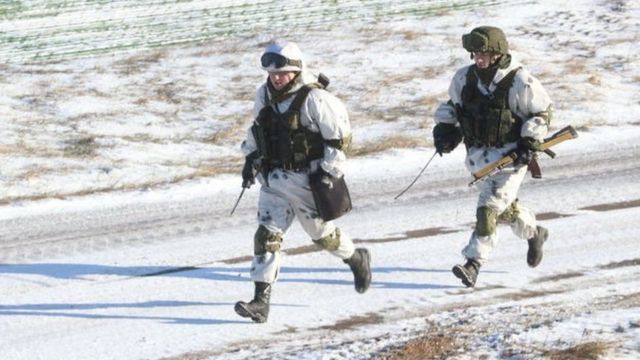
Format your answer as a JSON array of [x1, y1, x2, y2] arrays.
[[250, 168, 355, 283], [462, 165, 537, 265]]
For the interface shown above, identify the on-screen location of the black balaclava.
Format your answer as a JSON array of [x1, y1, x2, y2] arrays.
[[475, 53, 512, 85]]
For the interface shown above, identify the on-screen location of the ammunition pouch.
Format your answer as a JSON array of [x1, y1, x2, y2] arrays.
[[252, 83, 330, 171], [458, 66, 522, 148]]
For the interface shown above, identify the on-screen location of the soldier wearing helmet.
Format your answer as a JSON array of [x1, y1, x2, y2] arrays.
[[432, 26, 553, 288], [234, 40, 371, 323]]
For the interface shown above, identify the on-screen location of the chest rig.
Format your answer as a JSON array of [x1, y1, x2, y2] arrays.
[[251, 83, 327, 171], [457, 66, 522, 148]]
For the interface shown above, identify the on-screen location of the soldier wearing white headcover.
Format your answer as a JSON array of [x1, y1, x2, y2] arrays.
[[433, 26, 553, 287], [234, 40, 371, 323]]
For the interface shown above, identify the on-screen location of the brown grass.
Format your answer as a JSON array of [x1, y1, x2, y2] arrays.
[[317, 312, 383, 331], [154, 82, 182, 104], [588, 74, 601, 86], [349, 135, 427, 157], [2, 141, 63, 158], [377, 334, 459, 360], [561, 60, 587, 74], [497, 289, 565, 301], [113, 49, 167, 75], [401, 30, 425, 41], [63, 136, 99, 157], [207, 116, 246, 145], [0, 169, 229, 205], [0, 144, 22, 154], [120, 133, 164, 143], [193, 156, 242, 177], [355, 105, 425, 123], [12, 166, 66, 182], [582, 200, 640, 213], [611, 292, 640, 308], [543, 341, 611, 360], [532, 272, 585, 284]]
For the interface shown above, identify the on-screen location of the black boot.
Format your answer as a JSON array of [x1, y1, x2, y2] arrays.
[[344, 248, 371, 293], [234, 282, 271, 323], [452, 258, 480, 288], [527, 226, 548, 268]]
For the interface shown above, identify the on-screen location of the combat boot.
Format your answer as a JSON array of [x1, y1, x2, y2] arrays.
[[527, 226, 548, 267], [234, 282, 271, 323], [344, 248, 371, 293], [452, 258, 480, 288]]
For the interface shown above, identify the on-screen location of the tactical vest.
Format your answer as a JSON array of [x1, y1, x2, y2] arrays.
[[456, 66, 523, 148], [251, 83, 332, 171]]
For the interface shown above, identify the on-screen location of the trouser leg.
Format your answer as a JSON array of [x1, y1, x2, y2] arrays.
[[463, 167, 528, 265], [250, 185, 294, 283], [250, 225, 283, 283], [501, 200, 538, 240], [263, 169, 367, 292]]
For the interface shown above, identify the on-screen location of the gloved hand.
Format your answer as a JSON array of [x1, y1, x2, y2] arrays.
[[514, 137, 541, 166], [433, 123, 463, 156], [242, 151, 259, 188], [315, 168, 334, 189]]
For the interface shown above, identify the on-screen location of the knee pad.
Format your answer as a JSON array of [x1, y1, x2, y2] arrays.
[[476, 206, 497, 237], [312, 228, 341, 251], [498, 200, 520, 224], [254, 225, 283, 255]]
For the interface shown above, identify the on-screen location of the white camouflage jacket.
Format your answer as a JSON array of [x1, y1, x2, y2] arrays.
[[434, 56, 553, 174], [241, 70, 351, 179]]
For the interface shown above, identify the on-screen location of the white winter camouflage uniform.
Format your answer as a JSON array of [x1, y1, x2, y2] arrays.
[[241, 70, 355, 283], [434, 56, 552, 264]]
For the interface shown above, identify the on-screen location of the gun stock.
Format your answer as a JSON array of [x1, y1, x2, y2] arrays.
[[539, 126, 578, 151], [469, 126, 578, 186]]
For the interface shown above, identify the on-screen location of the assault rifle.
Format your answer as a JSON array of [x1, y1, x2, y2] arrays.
[[469, 126, 578, 186]]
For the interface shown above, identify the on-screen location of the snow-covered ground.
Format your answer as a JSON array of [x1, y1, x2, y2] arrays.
[[1, 0, 639, 359]]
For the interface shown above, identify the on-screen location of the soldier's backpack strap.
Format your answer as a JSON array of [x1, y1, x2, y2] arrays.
[[288, 77, 351, 152], [288, 82, 324, 112]]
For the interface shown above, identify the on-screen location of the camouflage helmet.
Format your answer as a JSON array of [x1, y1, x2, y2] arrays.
[[462, 26, 509, 55]]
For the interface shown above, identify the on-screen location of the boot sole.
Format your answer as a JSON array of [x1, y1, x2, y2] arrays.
[[527, 227, 548, 268], [452, 265, 475, 288], [234, 302, 267, 323], [355, 249, 372, 294]]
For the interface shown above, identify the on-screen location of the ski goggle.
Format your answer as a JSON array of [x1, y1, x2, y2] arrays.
[[260, 52, 302, 69]]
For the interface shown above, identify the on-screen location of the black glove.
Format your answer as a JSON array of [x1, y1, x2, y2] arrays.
[[433, 123, 463, 156], [312, 167, 335, 189], [242, 151, 259, 188], [514, 137, 541, 166], [316, 166, 333, 189]]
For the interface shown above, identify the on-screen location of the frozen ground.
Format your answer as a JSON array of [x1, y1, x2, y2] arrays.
[[0, 0, 639, 359]]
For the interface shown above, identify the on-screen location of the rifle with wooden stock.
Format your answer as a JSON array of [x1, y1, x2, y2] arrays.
[[469, 126, 578, 186]]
